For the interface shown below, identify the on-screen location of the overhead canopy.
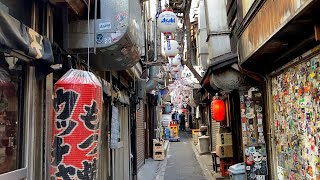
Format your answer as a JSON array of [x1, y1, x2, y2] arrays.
[[238, 0, 320, 74], [0, 11, 53, 64]]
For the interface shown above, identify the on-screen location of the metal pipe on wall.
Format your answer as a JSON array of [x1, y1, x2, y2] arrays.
[[146, 0, 160, 93], [146, 65, 160, 92]]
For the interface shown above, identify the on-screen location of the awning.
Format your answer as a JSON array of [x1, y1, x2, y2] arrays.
[[0, 11, 53, 64], [238, 0, 320, 74], [200, 52, 238, 92], [200, 52, 257, 92]]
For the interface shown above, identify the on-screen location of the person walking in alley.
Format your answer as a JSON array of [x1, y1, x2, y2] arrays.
[[179, 112, 185, 131], [172, 111, 176, 121]]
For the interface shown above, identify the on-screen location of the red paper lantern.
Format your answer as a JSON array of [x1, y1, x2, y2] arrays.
[[51, 69, 102, 179], [211, 97, 225, 121]]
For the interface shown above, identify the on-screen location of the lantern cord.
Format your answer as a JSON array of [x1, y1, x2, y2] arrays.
[[87, 0, 91, 71]]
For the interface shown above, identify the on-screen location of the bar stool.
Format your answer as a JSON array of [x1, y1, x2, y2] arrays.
[[211, 151, 220, 172]]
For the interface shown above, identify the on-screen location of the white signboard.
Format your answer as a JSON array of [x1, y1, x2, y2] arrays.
[[110, 106, 120, 149], [161, 114, 171, 127]]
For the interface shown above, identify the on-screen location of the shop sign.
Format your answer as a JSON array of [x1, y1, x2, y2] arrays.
[[157, 10, 177, 33], [51, 69, 102, 180]]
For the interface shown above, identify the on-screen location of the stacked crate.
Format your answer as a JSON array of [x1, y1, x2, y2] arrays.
[[216, 133, 233, 157], [215, 133, 233, 176], [153, 140, 164, 161], [192, 129, 200, 145]]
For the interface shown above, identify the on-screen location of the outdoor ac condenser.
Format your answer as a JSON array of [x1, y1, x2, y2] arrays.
[[68, 0, 144, 70]]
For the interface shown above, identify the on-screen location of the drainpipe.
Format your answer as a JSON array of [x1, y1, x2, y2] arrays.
[[146, 13, 160, 93], [146, 65, 160, 93]]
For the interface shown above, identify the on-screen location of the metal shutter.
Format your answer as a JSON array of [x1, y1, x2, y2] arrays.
[[136, 100, 145, 170]]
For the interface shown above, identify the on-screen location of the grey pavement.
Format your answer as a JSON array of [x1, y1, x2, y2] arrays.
[[138, 158, 164, 180], [163, 132, 207, 180]]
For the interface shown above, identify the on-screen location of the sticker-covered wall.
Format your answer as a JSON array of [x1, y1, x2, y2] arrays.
[[272, 55, 320, 180], [240, 87, 268, 180]]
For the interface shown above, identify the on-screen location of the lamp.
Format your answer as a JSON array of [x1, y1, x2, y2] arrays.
[[211, 94, 225, 121]]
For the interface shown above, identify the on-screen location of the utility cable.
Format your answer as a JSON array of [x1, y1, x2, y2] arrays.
[[87, 0, 91, 71]]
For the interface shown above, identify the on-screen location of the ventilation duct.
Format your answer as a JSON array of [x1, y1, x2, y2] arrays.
[[204, 0, 253, 91], [198, 0, 209, 70], [204, 0, 231, 63], [146, 66, 160, 93], [68, 0, 144, 70]]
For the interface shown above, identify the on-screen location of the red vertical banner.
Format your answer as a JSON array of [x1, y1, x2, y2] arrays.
[[50, 69, 102, 180]]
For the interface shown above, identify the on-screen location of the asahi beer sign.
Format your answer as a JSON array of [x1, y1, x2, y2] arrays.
[[157, 10, 177, 33], [160, 16, 175, 24]]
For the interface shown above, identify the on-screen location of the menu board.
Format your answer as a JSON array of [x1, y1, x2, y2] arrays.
[[240, 87, 268, 180], [272, 55, 320, 179]]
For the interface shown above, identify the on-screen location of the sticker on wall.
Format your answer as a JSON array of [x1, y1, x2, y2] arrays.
[[240, 89, 268, 179], [96, 34, 104, 44], [272, 55, 320, 180], [99, 22, 111, 30]]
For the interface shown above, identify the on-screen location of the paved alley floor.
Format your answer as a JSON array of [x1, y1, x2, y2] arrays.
[[163, 132, 207, 180], [138, 158, 164, 180]]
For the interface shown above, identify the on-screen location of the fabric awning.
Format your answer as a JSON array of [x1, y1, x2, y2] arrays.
[[0, 11, 53, 64]]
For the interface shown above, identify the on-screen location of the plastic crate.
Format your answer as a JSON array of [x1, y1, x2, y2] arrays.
[[216, 145, 233, 158], [153, 151, 164, 161], [216, 133, 232, 145], [220, 158, 235, 177], [153, 141, 164, 152]]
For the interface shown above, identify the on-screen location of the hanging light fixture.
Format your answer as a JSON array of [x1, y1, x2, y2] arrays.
[[51, 69, 102, 179], [163, 39, 179, 58], [211, 94, 225, 121], [157, 8, 178, 35], [171, 54, 181, 66]]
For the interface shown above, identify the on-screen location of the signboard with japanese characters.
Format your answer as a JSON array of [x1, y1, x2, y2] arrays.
[[272, 55, 320, 180], [50, 69, 102, 180]]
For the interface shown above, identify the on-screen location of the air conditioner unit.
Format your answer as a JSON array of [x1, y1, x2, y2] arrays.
[[68, 0, 144, 70]]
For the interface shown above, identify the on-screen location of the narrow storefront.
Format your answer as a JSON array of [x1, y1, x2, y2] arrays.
[[0, 4, 55, 179]]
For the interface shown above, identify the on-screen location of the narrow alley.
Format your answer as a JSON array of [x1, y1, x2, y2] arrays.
[[139, 132, 210, 180], [1, 0, 320, 179], [163, 132, 206, 180]]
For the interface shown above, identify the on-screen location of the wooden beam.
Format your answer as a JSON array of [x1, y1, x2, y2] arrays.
[[315, 23, 320, 41]]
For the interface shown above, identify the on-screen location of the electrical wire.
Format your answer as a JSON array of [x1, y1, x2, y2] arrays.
[[87, 0, 91, 71]]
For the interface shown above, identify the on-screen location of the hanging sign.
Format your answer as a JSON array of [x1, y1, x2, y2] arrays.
[[50, 69, 102, 180], [171, 54, 181, 66], [157, 10, 177, 34], [163, 39, 179, 58]]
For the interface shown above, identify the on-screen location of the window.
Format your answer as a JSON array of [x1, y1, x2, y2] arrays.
[[0, 55, 25, 175]]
